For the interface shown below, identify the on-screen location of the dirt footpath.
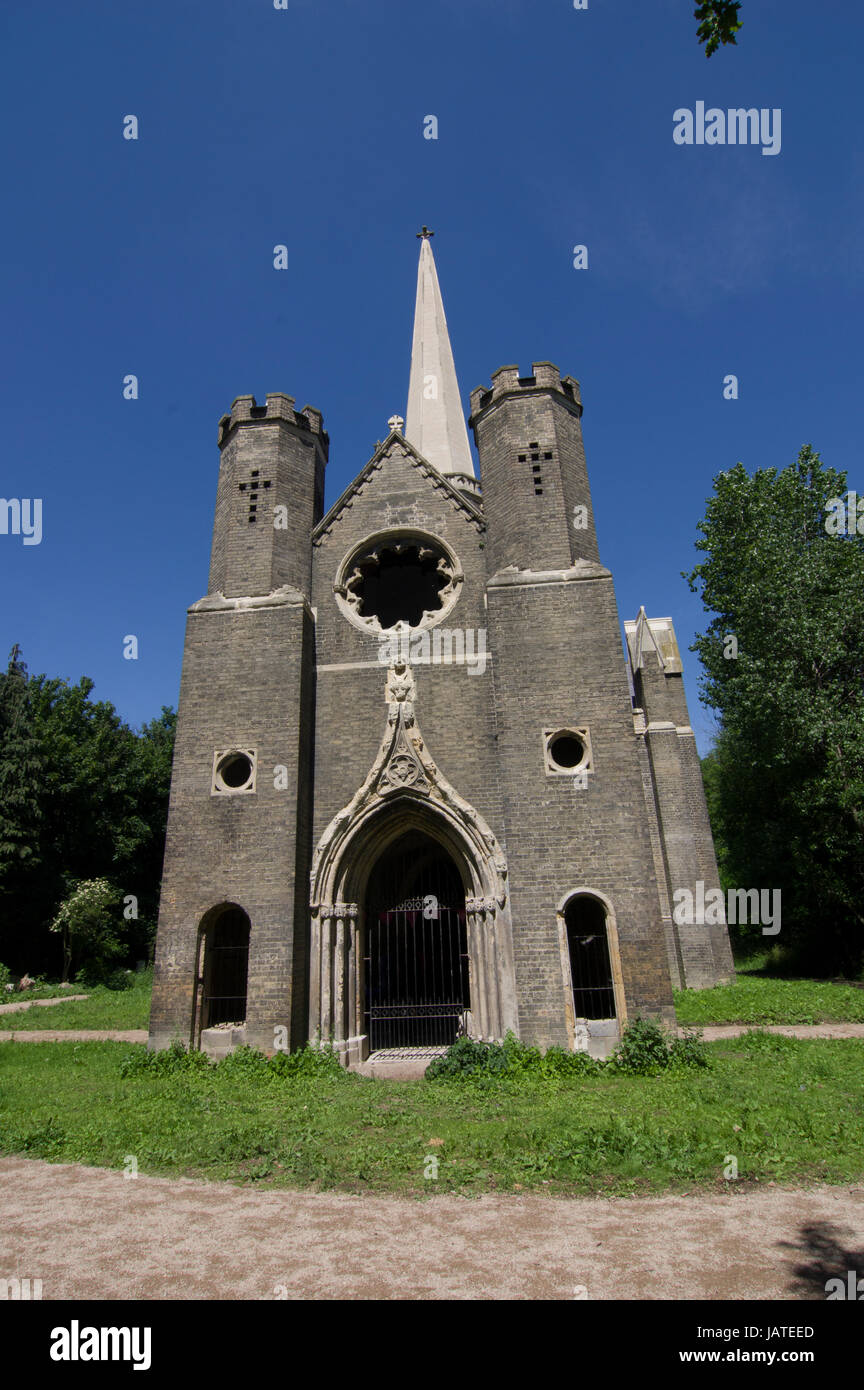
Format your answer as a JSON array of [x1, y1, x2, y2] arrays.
[[0, 995, 88, 1016], [1, 1157, 861, 1300], [3, 1023, 864, 1048], [0, 1029, 147, 1043]]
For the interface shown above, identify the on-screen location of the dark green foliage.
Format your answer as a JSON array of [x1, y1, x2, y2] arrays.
[[268, 1042, 343, 1079], [668, 1028, 712, 1071], [0, 647, 44, 882], [426, 1031, 606, 1082], [425, 1036, 510, 1079], [686, 449, 864, 976], [76, 965, 134, 991], [0, 648, 175, 975], [119, 1040, 209, 1077], [118, 1040, 344, 1082], [695, 1, 742, 57], [608, 1018, 710, 1075], [425, 1025, 710, 1084], [215, 1044, 272, 1079]]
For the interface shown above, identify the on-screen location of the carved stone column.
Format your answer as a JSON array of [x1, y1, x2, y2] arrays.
[[320, 912, 333, 1042], [465, 897, 488, 1039], [310, 903, 359, 1060], [334, 912, 346, 1044], [482, 902, 501, 1039]]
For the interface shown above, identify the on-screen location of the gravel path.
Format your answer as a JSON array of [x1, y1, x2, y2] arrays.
[[5, 1023, 864, 1045], [0, 1156, 861, 1300], [3, 1023, 864, 1046], [0, 1029, 147, 1043], [697, 1023, 864, 1041], [0, 995, 88, 1015]]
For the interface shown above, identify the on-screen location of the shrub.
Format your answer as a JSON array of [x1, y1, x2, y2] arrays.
[[668, 1027, 711, 1070], [0, 962, 11, 992], [119, 1041, 212, 1077], [609, 1017, 710, 1075], [120, 1039, 345, 1082], [425, 1036, 509, 1080], [215, 1044, 270, 1079], [268, 1042, 343, 1079], [76, 964, 133, 991], [50, 878, 124, 982], [537, 1044, 604, 1078], [425, 1032, 603, 1081]]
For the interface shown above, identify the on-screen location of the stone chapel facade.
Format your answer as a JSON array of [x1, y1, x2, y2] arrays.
[[149, 232, 734, 1063]]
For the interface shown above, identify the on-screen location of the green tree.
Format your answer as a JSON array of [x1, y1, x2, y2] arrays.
[[0, 656, 175, 976], [0, 647, 44, 879], [695, 1, 742, 57], [49, 878, 124, 982], [685, 448, 864, 974]]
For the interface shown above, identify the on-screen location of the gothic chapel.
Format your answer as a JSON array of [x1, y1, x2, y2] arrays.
[[149, 230, 734, 1064]]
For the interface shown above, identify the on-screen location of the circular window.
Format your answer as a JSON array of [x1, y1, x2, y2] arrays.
[[216, 752, 254, 791], [335, 531, 462, 634], [548, 733, 586, 770]]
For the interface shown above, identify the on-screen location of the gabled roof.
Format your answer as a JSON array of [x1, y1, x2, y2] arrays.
[[311, 430, 484, 547]]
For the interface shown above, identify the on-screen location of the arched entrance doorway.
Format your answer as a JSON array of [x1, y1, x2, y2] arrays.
[[197, 906, 250, 1032], [564, 894, 616, 1021], [364, 831, 470, 1050]]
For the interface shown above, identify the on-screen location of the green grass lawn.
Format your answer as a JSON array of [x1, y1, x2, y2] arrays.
[[1, 1033, 861, 1196], [1, 972, 152, 1031], [2, 983, 85, 1004], [674, 964, 864, 1026]]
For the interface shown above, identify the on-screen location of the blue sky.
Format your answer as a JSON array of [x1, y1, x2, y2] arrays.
[[2, 0, 861, 753]]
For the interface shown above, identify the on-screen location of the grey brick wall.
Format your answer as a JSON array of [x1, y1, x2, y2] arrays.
[[151, 365, 732, 1057]]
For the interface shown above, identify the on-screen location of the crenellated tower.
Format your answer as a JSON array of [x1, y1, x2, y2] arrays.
[[471, 364, 678, 1045], [149, 393, 327, 1055]]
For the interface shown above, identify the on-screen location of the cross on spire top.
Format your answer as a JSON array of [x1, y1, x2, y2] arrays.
[[416, 225, 435, 239]]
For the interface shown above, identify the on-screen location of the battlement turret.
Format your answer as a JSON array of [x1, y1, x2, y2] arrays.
[[218, 393, 327, 449], [469, 363, 582, 422]]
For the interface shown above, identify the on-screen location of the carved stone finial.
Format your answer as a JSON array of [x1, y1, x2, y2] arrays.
[[388, 414, 405, 434]]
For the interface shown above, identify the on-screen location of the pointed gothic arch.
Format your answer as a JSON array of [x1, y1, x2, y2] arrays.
[[309, 664, 516, 1063]]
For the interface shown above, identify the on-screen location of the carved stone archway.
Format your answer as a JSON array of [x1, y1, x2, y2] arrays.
[[309, 662, 517, 1064]]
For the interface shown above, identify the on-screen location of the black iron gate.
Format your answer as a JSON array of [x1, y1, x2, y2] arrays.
[[364, 835, 470, 1050], [565, 896, 616, 1019], [200, 907, 250, 1028]]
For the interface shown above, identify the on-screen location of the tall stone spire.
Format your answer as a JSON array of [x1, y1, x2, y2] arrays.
[[405, 228, 476, 480]]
